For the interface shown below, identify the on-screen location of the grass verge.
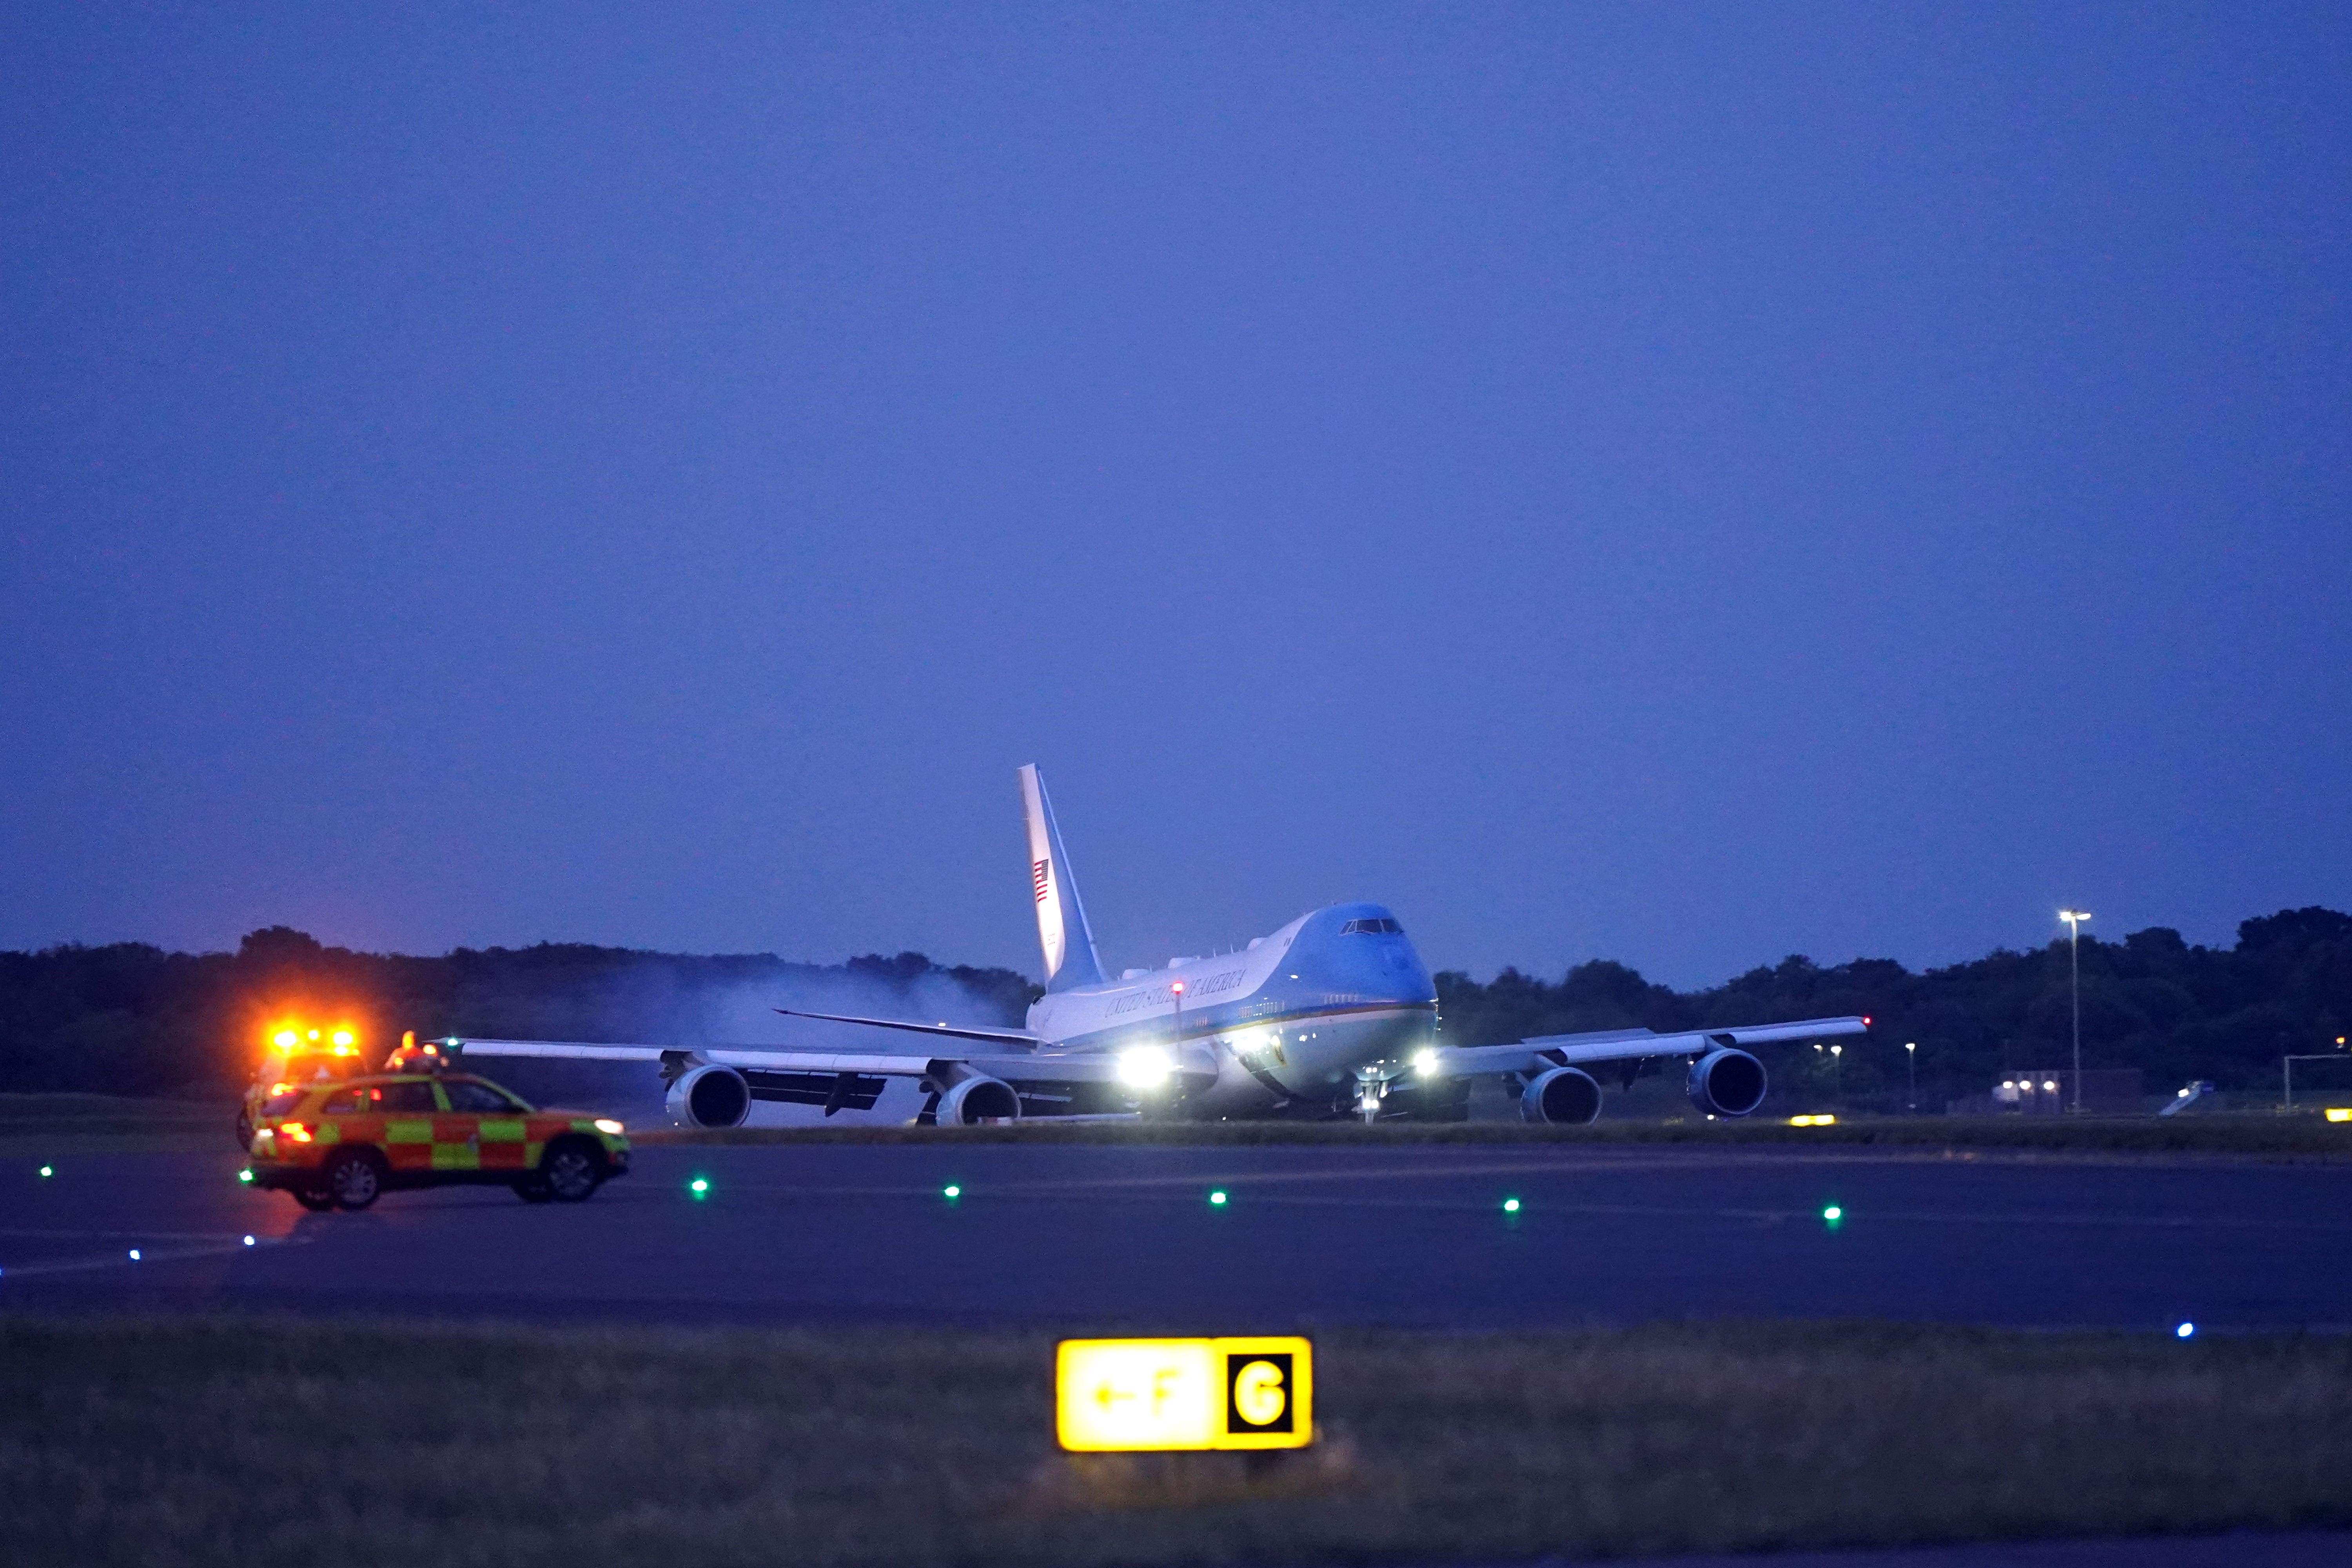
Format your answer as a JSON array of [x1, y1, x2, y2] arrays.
[[641, 1112, 2352, 1158], [0, 1093, 227, 1156], [4, 1314, 2348, 1566]]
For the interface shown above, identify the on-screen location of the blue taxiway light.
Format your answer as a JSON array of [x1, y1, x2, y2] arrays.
[[243, 1235, 255, 1247], [2177, 1321, 2197, 1339], [128, 1249, 141, 1261]]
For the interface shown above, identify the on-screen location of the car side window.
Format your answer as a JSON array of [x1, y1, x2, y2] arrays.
[[377, 1082, 440, 1114], [320, 1089, 367, 1115], [443, 1080, 523, 1114]]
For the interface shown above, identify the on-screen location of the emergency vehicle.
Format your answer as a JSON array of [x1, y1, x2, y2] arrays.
[[237, 1026, 368, 1150], [244, 1071, 631, 1210]]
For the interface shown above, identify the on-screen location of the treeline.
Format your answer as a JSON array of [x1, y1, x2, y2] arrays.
[[1435, 907, 2352, 1109], [0, 926, 1038, 1096], [4, 909, 2348, 1106]]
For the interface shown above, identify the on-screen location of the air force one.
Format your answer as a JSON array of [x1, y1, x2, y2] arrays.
[[438, 766, 1867, 1128]]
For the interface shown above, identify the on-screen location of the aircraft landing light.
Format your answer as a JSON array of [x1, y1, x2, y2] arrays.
[[1056, 1337, 1312, 1452]]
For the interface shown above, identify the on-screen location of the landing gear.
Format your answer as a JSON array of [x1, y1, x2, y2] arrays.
[[1353, 1068, 1387, 1125]]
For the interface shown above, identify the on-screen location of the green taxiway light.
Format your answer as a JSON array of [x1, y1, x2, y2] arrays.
[[688, 1176, 710, 1198], [39, 1165, 54, 1178], [237, 1168, 253, 1184], [942, 1184, 962, 1200], [1822, 1205, 1843, 1223], [1502, 1197, 1522, 1213], [1209, 1190, 1227, 1206]]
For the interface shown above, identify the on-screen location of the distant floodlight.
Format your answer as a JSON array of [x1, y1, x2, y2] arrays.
[[1413, 1048, 1439, 1076]]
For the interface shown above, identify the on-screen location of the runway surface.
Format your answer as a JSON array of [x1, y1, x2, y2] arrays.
[[6, 1141, 2348, 1330]]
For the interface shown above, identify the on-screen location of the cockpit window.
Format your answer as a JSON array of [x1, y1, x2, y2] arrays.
[[1341, 918, 1404, 935]]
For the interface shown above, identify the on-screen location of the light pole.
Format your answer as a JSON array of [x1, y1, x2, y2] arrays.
[[2059, 910, 2091, 1113], [1905, 1042, 1917, 1112]]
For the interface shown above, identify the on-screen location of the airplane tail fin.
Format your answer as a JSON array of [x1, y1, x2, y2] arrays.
[[1018, 764, 1105, 994]]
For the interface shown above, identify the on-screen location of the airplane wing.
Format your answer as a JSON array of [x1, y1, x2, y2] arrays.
[[1424, 1015, 1869, 1076], [771, 1007, 1042, 1049], [440, 1037, 1166, 1085]]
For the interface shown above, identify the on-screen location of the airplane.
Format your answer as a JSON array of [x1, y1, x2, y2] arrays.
[[428, 765, 1868, 1127]]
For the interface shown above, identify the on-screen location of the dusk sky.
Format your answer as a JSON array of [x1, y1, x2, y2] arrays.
[[5, 4, 2347, 989]]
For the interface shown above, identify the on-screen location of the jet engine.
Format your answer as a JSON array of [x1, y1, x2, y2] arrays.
[[1519, 1065, 1603, 1125], [666, 1064, 751, 1130], [936, 1074, 1021, 1125], [1686, 1047, 1768, 1117]]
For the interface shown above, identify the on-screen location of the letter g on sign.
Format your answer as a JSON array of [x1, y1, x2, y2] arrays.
[[1231, 1359, 1287, 1427]]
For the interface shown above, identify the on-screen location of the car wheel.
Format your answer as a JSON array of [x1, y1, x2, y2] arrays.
[[513, 1175, 554, 1203], [292, 1187, 335, 1212], [234, 1111, 254, 1150], [540, 1140, 603, 1203], [325, 1149, 385, 1211]]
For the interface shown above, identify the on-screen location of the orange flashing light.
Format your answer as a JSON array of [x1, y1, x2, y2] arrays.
[[278, 1122, 312, 1143]]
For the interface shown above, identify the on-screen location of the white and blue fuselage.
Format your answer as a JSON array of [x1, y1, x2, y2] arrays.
[[1024, 902, 1437, 1116]]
